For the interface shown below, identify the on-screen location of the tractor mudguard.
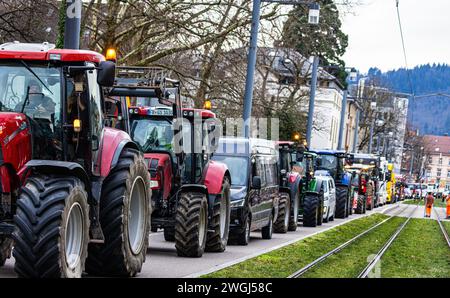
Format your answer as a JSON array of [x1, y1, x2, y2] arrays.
[[23, 160, 92, 200], [99, 127, 139, 178], [203, 161, 230, 195]]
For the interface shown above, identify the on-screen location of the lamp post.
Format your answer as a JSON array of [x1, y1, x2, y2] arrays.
[[338, 68, 358, 150], [242, 0, 320, 138], [64, 0, 82, 50]]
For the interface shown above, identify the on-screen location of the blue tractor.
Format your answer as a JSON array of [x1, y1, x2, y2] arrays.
[[309, 150, 354, 218]]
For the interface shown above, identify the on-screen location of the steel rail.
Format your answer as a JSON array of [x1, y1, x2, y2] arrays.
[[288, 204, 408, 278], [358, 205, 419, 278], [434, 208, 450, 248]]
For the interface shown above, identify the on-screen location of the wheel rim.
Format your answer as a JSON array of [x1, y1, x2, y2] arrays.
[[128, 176, 146, 255], [65, 202, 84, 270], [199, 202, 207, 245], [219, 197, 227, 238]]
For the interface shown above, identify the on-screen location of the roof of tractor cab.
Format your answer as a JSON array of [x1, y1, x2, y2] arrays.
[[0, 42, 105, 63]]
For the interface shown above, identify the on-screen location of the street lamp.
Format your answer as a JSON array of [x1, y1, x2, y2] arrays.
[[242, 0, 320, 138], [337, 67, 359, 150]]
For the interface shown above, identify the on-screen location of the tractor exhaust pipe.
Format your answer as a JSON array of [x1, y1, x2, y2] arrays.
[[64, 0, 82, 50]]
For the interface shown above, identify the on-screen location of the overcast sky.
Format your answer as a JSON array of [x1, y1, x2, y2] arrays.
[[341, 0, 450, 73]]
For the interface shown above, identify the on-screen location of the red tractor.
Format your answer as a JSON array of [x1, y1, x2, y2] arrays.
[[0, 42, 151, 277], [108, 67, 231, 257]]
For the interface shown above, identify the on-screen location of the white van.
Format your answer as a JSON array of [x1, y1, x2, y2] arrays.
[[315, 172, 336, 223]]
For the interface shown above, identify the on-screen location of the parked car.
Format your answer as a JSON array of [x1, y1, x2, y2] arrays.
[[315, 172, 336, 223], [212, 138, 281, 245]]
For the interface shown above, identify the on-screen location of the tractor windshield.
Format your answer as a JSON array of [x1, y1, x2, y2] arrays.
[[317, 154, 344, 178], [0, 62, 61, 121], [130, 117, 174, 153]]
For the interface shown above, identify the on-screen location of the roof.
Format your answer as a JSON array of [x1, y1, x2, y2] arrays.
[[423, 135, 450, 156], [0, 42, 105, 64]]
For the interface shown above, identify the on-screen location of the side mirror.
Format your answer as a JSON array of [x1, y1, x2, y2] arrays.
[[97, 61, 116, 87], [252, 176, 262, 190]]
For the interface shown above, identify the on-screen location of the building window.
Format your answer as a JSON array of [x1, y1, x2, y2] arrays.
[[437, 168, 442, 177], [447, 171, 450, 178], [439, 157, 443, 165], [428, 157, 433, 164]]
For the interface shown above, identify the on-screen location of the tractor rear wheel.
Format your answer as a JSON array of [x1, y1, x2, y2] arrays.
[[288, 191, 299, 231], [274, 192, 290, 233], [206, 178, 231, 252], [175, 192, 208, 257], [13, 175, 90, 278], [303, 194, 319, 227], [86, 148, 151, 277], [164, 227, 175, 242], [335, 187, 348, 219], [355, 195, 365, 214], [0, 236, 13, 267]]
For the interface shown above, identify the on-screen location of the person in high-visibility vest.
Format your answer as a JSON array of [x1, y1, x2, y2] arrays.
[[446, 194, 450, 219], [425, 192, 434, 218]]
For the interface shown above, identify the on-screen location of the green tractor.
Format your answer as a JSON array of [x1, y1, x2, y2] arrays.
[[292, 150, 324, 227]]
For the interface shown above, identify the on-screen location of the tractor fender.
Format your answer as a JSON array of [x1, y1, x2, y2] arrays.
[[0, 163, 19, 194], [99, 127, 139, 178], [23, 160, 91, 202], [203, 160, 231, 195]]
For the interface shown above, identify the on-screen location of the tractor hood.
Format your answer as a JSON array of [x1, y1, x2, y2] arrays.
[[0, 112, 28, 145]]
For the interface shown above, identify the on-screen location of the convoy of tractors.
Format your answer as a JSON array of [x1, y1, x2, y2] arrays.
[[0, 42, 403, 278]]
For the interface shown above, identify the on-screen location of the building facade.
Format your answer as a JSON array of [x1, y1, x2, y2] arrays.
[[423, 135, 450, 191]]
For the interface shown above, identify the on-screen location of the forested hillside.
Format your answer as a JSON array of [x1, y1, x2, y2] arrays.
[[368, 64, 450, 136]]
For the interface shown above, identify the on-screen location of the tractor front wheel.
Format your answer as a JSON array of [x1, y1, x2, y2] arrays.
[[86, 148, 151, 277], [335, 187, 348, 219], [288, 191, 299, 231], [175, 192, 208, 257], [206, 178, 231, 252], [355, 195, 366, 214], [303, 194, 319, 227], [274, 192, 290, 233], [13, 175, 90, 278]]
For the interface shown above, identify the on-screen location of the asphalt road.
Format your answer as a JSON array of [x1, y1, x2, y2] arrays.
[[0, 203, 405, 278]]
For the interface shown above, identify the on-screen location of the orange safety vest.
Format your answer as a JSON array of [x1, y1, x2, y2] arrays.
[[446, 195, 450, 217]]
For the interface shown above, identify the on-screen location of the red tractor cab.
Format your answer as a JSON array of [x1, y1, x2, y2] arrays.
[[0, 42, 151, 278], [276, 141, 302, 232], [108, 67, 231, 257]]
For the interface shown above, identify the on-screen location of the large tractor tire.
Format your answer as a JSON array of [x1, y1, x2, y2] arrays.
[[206, 178, 231, 252], [13, 175, 90, 278], [175, 192, 208, 257], [288, 191, 299, 231], [86, 148, 151, 277], [0, 236, 13, 267], [303, 194, 319, 227], [164, 227, 175, 242], [274, 192, 290, 233], [355, 195, 366, 214], [335, 187, 348, 219]]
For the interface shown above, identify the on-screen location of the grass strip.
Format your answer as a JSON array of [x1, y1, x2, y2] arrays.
[[380, 218, 450, 278], [300, 216, 406, 278], [203, 213, 389, 278], [403, 199, 447, 208]]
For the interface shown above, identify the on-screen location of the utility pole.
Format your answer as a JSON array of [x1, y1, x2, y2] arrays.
[[242, 0, 320, 138], [409, 150, 415, 176], [306, 56, 320, 147], [352, 109, 360, 153], [368, 117, 375, 154], [64, 0, 82, 50], [337, 90, 347, 150]]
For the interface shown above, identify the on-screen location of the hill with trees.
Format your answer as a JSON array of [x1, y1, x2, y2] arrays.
[[368, 64, 450, 136]]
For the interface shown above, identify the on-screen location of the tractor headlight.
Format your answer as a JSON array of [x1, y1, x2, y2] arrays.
[[230, 199, 245, 208]]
